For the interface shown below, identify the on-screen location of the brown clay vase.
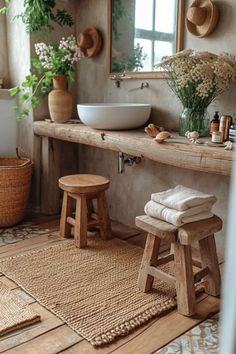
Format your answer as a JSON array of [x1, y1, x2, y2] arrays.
[[48, 75, 73, 123]]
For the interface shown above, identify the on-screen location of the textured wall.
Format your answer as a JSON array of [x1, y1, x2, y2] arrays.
[[76, 0, 236, 129], [6, 0, 33, 157], [6, 0, 77, 155], [75, 0, 236, 255], [6, 0, 77, 210], [0, 11, 9, 88], [0, 96, 17, 155]]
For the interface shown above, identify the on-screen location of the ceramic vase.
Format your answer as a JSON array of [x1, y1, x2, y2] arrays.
[[179, 107, 210, 137], [48, 75, 72, 123]]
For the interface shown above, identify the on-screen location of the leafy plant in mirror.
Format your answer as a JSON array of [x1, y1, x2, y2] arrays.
[[112, 43, 147, 72], [9, 35, 82, 120], [0, 0, 74, 32], [112, 0, 127, 41], [0, 0, 10, 14]]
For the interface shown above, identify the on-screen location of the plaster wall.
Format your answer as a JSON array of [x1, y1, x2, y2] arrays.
[[75, 0, 236, 255], [0, 8, 9, 88], [6, 0, 77, 157], [0, 96, 16, 155], [6, 0, 33, 158], [5, 1, 78, 208]]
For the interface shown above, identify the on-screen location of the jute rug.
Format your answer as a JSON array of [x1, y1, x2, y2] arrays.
[[0, 282, 40, 336], [0, 236, 177, 346]]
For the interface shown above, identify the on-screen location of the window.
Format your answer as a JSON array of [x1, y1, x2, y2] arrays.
[[134, 0, 177, 70]]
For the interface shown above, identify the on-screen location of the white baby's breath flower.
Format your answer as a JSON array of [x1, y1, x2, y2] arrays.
[[219, 52, 236, 71], [156, 49, 193, 67], [171, 49, 193, 58], [193, 51, 218, 61], [156, 48, 236, 110], [191, 63, 214, 82], [196, 79, 214, 97]]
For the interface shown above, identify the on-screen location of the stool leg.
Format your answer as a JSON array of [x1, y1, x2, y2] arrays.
[[97, 192, 112, 240], [74, 196, 87, 248], [86, 198, 94, 218], [60, 191, 73, 238], [199, 234, 221, 296], [174, 243, 195, 316], [138, 233, 161, 292]]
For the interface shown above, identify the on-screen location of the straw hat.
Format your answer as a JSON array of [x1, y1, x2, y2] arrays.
[[186, 0, 219, 38], [77, 27, 102, 58]]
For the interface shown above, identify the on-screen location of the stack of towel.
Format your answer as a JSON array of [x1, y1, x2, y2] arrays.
[[144, 185, 216, 227]]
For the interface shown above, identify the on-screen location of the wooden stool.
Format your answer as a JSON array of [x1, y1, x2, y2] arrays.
[[59, 174, 112, 248], [135, 215, 222, 316]]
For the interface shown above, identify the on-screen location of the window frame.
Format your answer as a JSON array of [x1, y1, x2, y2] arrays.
[[134, 0, 177, 71]]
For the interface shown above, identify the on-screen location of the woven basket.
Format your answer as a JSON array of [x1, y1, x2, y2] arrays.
[[0, 149, 33, 227]]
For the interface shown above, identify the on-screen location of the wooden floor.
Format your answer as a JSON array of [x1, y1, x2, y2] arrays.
[[0, 216, 221, 354]]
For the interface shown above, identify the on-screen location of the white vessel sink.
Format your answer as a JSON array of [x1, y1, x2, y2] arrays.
[[77, 103, 151, 130]]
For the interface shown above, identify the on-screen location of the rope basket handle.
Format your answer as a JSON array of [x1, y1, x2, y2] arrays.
[[16, 147, 32, 166]]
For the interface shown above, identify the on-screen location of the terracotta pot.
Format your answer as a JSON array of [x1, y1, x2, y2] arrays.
[[48, 75, 73, 123]]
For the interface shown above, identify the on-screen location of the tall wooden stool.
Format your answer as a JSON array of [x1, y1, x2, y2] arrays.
[[59, 174, 112, 248], [136, 215, 222, 316]]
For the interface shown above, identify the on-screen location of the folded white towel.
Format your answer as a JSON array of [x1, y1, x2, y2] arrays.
[[144, 200, 213, 227], [151, 185, 216, 211]]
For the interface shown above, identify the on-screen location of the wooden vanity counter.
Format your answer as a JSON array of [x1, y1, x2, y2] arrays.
[[33, 121, 234, 214], [34, 121, 233, 176]]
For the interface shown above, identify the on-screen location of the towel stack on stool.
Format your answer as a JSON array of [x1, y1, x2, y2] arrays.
[[144, 185, 216, 227]]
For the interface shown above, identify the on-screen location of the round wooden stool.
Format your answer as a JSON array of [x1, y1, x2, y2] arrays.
[[135, 215, 222, 316], [59, 174, 112, 248]]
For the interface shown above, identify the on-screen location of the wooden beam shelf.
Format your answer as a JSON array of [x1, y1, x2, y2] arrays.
[[34, 121, 233, 177]]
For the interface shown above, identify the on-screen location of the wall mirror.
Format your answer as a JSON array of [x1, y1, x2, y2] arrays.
[[108, 0, 185, 78]]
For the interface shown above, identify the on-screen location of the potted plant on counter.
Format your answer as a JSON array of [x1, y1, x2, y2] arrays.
[[10, 35, 83, 122]]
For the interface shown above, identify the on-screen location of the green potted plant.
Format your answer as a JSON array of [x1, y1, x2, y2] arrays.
[[0, 0, 73, 32], [10, 35, 82, 121]]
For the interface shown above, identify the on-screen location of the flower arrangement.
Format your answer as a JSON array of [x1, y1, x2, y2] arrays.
[[156, 49, 236, 136], [10, 35, 82, 120]]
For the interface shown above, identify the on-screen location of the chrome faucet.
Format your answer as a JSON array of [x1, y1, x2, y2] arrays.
[[110, 73, 125, 88], [140, 82, 149, 89], [110, 73, 131, 88]]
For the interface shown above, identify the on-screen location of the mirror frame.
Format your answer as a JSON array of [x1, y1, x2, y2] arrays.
[[107, 0, 185, 79]]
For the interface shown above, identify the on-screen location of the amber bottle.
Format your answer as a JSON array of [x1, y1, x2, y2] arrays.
[[210, 111, 220, 135]]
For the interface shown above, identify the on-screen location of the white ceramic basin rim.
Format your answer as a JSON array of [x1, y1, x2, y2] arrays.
[[77, 103, 151, 130]]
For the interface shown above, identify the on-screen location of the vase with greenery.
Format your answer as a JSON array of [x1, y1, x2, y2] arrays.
[[0, 0, 73, 33], [48, 74, 73, 123], [10, 35, 82, 120], [156, 49, 236, 136]]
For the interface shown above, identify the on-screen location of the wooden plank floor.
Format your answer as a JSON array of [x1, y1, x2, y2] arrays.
[[0, 216, 221, 354]]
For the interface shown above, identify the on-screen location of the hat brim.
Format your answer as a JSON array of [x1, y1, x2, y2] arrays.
[[80, 27, 102, 58], [186, 0, 219, 38]]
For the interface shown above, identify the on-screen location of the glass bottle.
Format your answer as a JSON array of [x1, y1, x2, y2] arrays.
[[210, 111, 220, 135], [231, 115, 236, 129]]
